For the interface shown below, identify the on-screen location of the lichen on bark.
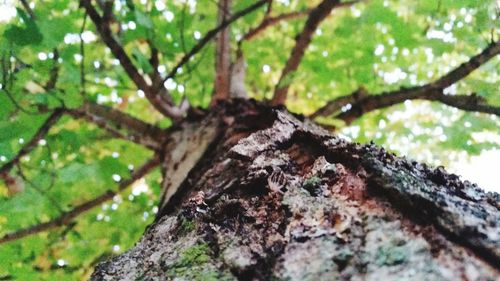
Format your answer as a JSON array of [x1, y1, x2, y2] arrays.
[[91, 101, 499, 281]]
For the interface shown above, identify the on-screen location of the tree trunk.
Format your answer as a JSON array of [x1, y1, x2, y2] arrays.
[[91, 100, 499, 281]]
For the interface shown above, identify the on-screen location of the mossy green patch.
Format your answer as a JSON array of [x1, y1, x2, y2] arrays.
[[303, 176, 322, 188], [178, 218, 196, 236], [177, 243, 211, 267], [375, 244, 408, 266], [166, 243, 224, 280], [302, 176, 322, 196]]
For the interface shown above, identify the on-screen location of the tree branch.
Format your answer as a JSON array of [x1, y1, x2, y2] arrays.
[[309, 87, 368, 119], [433, 93, 500, 115], [79, 0, 148, 94], [17, 166, 63, 213], [79, 0, 183, 120], [160, 0, 267, 85], [211, 0, 232, 104], [0, 109, 64, 175], [311, 40, 500, 123], [241, 1, 357, 43], [148, 43, 160, 80], [265, 0, 273, 16], [240, 9, 311, 42], [0, 156, 160, 245], [67, 102, 166, 150], [79, 12, 88, 95], [271, 0, 342, 106], [0, 102, 163, 182], [19, 0, 36, 19]]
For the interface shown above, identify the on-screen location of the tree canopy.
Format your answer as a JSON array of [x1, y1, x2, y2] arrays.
[[0, 0, 498, 279]]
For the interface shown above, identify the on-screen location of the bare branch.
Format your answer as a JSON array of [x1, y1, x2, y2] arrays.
[[1, 102, 164, 172], [309, 87, 368, 119], [429, 42, 500, 88], [264, 0, 273, 16], [271, 0, 343, 106], [79, 0, 182, 119], [211, 0, 232, 104], [240, 9, 311, 42], [0, 156, 160, 244], [79, 0, 148, 93], [19, 0, 36, 19], [311, 40, 500, 123], [238, 0, 360, 44], [149, 44, 160, 78], [67, 102, 166, 150], [160, 0, 267, 85], [240, 1, 357, 43], [0, 102, 162, 186], [433, 93, 500, 115]]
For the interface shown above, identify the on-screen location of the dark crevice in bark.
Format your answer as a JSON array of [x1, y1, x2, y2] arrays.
[[270, 112, 499, 269], [200, 222, 221, 257], [353, 145, 500, 268], [159, 100, 280, 218], [91, 100, 499, 280], [365, 172, 500, 268]]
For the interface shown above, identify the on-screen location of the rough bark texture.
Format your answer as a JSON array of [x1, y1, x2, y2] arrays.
[[91, 100, 499, 281]]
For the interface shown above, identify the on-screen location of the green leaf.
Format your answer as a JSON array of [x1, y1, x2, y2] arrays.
[[132, 48, 153, 73], [134, 10, 153, 29], [3, 9, 43, 46]]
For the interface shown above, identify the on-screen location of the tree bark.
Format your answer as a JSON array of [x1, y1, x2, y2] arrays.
[[91, 100, 499, 281]]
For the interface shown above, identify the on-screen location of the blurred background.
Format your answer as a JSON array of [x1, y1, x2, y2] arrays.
[[0, 0, 498, 279]]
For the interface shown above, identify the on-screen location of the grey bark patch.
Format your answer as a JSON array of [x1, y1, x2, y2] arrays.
[[91, 103, 500, 280]]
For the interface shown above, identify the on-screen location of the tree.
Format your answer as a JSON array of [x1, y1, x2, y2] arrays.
[[0, 0, 498, 280]]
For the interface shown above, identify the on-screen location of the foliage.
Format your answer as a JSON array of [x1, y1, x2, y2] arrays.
[[0, 0, 498, 279]]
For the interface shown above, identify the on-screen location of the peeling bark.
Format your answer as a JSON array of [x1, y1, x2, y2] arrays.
[[229, 50, 248, 99], [92, 100, 499, 281]]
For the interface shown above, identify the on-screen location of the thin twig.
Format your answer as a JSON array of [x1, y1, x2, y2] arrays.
[[19, 0, 36, 19], [0, 109, 64, 175], [1, 88, 39, 115], [67, 101, 166, 150], [160, 0, 267, 86], [240, 9, 311, 42], [0, 156, 160, 244], [79, 12, 88, 96], [17, 166, 63, 213]]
